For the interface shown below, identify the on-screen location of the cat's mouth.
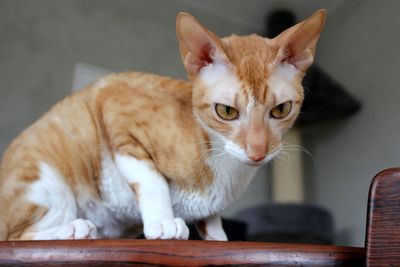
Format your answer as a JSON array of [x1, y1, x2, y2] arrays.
[[224, 141, 282, 167], [243, 147, 283, 166]]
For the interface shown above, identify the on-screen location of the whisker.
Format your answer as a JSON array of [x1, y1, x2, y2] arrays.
[[281, 142, 317, 168], [275, 151, 290, 165], [199, 147, 225, 160], [282, 142, 314, 160]]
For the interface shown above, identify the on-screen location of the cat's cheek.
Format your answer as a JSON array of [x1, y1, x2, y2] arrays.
[[269, 119, 287, 136], [205, 116, 235, 137]]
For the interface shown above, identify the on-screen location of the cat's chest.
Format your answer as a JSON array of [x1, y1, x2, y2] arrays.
[[97, 152, 257, 222], [171, 156, 258, 220], [98, 152, 140, 222]]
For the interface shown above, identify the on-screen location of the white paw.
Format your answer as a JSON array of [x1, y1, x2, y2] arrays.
[[205, 229, 228, 241], [55, 219, 97, 239], [144, 218, 189, 240]]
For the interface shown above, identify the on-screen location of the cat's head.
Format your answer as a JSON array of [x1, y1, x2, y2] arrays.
[[176, 10, 326, 166]]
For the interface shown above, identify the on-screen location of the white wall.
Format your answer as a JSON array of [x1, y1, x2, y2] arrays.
[[304, 0, 400, 246]]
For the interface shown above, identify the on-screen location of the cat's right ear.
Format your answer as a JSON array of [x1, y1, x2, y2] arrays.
[[176, 13, 229, 78]]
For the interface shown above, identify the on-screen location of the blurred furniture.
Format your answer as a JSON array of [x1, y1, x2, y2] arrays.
[[0, 168, 399, 266], [237, 204, 334, 244]]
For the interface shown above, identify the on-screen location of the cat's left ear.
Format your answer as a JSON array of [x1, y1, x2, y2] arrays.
[[274, 9, 327, 71], [176, 13, 229, 78]]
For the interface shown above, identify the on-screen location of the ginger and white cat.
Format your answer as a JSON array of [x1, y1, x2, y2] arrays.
[[0, 10, 326, 240]]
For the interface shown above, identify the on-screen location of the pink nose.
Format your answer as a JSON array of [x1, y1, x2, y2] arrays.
[[246, 141, 268, 162], [248, 154, 266, 162]]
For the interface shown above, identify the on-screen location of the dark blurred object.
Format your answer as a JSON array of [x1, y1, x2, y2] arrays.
[[237, 204, 334, 244], [299, 67, 361, 124], [189, 218, 247, 241], [267, 10, 361, 125]]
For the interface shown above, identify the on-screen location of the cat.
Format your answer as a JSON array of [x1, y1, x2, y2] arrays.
[[0, 10, 326, 241]]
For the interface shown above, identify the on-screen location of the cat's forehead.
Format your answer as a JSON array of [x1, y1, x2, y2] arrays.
[[199, 34, 301, 109], [223, 34, 277, 104]]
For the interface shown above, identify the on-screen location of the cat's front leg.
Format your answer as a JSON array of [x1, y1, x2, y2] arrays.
[[115, 154, 189, 240], [195, 214, 228, 241]]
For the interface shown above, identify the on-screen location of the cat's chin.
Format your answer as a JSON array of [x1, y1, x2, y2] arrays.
[[249, 160, 267, 166], [239, 158, 268, 167], [228, 155, 267, 167]]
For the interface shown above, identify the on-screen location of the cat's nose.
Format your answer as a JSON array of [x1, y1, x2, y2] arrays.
[[246, 143, 268, 162], [248, 154, 266, 162], [245, 122, 269, 162]]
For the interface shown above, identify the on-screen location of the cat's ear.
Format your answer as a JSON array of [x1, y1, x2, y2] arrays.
[[273, 9, 327, 71], [176, 12, 229, 78]]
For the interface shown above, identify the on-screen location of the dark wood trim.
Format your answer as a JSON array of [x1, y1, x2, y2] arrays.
[[0, 239, 364, 266], [366, 168, 400, 267]]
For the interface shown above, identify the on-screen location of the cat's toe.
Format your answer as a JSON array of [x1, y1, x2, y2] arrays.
[[159, 219, 177, 239], [205, 229, 228, 241], [144, 221, 163, 239], [55, 219, 97, 239], [173, 218, 189, 240], [72, 219, 97, 239], [144, 218, 189, 240], [55, 224, 75, 239]]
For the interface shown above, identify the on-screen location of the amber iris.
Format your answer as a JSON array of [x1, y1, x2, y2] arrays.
[[215, 104, 239, 120], [270, 101, 292, 119]]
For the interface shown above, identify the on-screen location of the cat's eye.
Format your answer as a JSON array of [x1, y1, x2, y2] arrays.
[[270, 101, 292, 119], [215, 104, 239, 121]]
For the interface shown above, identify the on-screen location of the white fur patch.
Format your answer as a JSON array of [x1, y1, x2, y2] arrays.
[[28, 218, 97, 240], [199, 63, 241, 106], [114, 154, 189, 240], [24, 163, 98, 240], [170, 133, 259, 221], [26, 162, 77, 232], [224, 139, 250, 163], [144, 218, 189, 240], [246, 96, 256, 116], [197, 214, 227, 241], [114, 154, 174, 223], [98, 151, 140, 223], [268, 63, 299, 104]]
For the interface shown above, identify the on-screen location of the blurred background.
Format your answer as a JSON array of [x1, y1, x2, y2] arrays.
[[1, 0, 399, 247]]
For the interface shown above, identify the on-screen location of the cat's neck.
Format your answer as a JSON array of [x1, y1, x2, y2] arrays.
[[204, 134, 259, 205]]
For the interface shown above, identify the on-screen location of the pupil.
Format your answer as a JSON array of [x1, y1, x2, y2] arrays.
[[226, 106, 231, 114], [279, 104, 284, 112]]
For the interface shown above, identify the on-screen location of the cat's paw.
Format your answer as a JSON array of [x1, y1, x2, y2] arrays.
[[144, 218, 189, 240], [204, 228, 228, 241], [55, 219, 97, 239]]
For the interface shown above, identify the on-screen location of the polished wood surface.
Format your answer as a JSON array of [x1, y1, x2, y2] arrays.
[[366, 168, 400, 267], [0, 239, 364, 266]]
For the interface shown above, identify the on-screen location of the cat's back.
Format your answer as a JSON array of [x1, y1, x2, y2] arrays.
[[90, 71, 192, 105], [0, 87, 101, 187], [90, 71, 204, 181], [0, 71, 193, 186]]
